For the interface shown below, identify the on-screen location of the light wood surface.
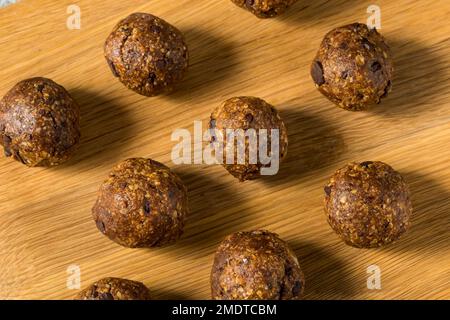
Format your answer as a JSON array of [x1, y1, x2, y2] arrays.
[[0, 0, 449, 300]]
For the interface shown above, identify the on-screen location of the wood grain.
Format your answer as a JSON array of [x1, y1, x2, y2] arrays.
[[0, 0, 449, 300]]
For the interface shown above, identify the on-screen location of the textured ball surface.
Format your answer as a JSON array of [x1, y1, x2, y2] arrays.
[[324, 161, 412, 248], [104, 13, 189, 97], [92, 158, 188, 248], [209, 96, 288, 181], [211, 230, 305, 300], [0, 77, 80, 167], [311, 23, 394, 111], [75, 277, 151, 300]]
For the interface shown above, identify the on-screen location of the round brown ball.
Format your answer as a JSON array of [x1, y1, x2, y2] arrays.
[[231, 0, 298, 18], [324, 161, 412, 248], [0, 77, 80, 167], [92, 158, 188, 248], [104, 13, 189, 97], [75, 277, 151, 300], [211, 230, 305, 300], [311, 23, 394, 111], [209, 96, 288, 181]]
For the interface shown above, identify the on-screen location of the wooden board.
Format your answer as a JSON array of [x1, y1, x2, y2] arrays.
[[0, 0, 449, 300]]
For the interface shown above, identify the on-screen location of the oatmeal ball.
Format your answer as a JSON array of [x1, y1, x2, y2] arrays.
[[75, 277, 151, 300], [231, 0, 298, 18], [104, 13, 189, 97], [92, 158, 188, 248], [311, 23, 394, 111], [211, 230, 305, 300], [0, 77, 80, 167], [324, 161, 412, 248], [209, 97, 288, 181]]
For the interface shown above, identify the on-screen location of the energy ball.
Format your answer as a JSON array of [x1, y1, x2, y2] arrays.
[[92, 158, 188, 248], [311, 23, 394, 111], [75, 277, 151, 300], [104, 13, 189, 97], [209, 96, 288, 181], [211, 230, 305, 300], [324, 161, 412, 248], [0, 77, 80, 167], [231, 0, 299, 18]]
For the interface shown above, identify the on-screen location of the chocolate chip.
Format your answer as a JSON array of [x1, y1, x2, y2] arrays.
[[144, 200, 151, 216], [381, 80, 392, 98], [370, 61, 382, 73], [341, 70, 349, 79], [96, 220, 106, 233], [107, 59, 119, 78], [44, 95, 55, 105], [339, 42, 349, 50], [3, 135, 12, 157], [324, 185, 332, 196], [311, 61, 325, 86], [362, 38, 373, 51], [150, 25, 162, 33], [246, 0, 255, 7], [3, 148, 12, 157], [261, 8, 278, 17], [119, 182, 128, 189], [155, 59, 166, 70], [148, 72, 157, 85], [98, 292, 114, 300], [292, 281, 302, 296], [356, 92, 365, 100], [36, 84, 45, 93], [120, 26, 132, 36], [245, 113, 254, 123], [284, 266, 292, 276], [13, 150, 26, 164], [360, 161, 373, 168], [278, 280, 286, 298]]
